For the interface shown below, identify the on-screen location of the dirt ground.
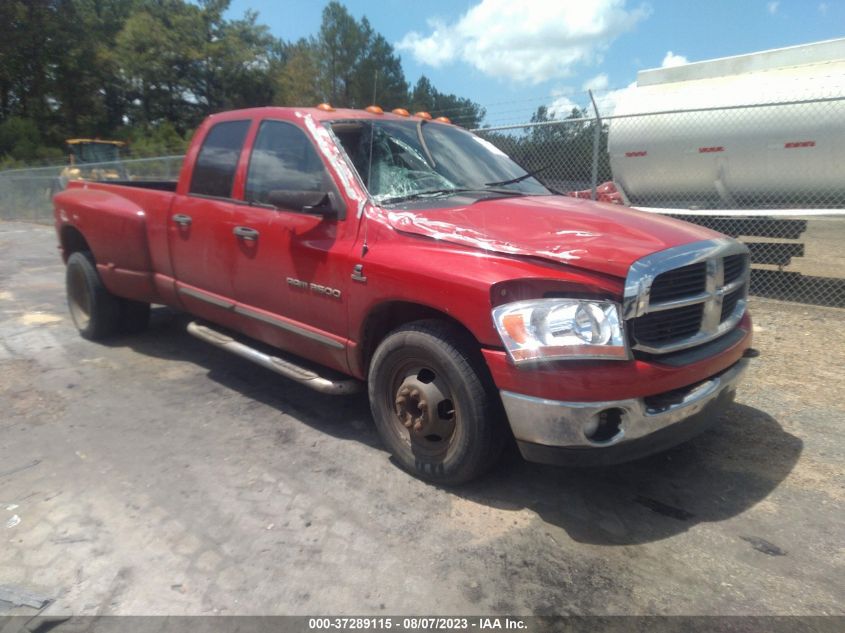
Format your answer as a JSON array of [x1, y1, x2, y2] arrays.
[[0, 221, 843, 617]]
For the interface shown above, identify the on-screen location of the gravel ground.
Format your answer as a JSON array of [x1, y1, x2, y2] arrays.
[[0, 220, 843, 617]]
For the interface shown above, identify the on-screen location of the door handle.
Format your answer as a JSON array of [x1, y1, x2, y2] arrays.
[[233, 226, 259, 241], [172, 213, 192, 226]]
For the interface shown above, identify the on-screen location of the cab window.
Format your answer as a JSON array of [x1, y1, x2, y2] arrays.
[[189, 120, 250, 198]]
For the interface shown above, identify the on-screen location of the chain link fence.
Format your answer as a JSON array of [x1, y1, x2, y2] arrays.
[[0, 155, 183, 223], [474, 93, 845, 308]]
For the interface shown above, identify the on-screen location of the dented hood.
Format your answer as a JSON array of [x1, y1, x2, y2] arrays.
[[381, 195, 721, 278]]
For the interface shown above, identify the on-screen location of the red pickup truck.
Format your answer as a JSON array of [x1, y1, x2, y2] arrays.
[[53, 106, 754, 484]]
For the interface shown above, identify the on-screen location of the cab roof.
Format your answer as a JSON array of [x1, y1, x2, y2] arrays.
[[205, 106, 451, 125]]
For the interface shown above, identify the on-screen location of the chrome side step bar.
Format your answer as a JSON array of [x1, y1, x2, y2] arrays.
[[187, 321, 362, 395]]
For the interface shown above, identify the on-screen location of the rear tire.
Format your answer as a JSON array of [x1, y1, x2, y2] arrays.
[[368, 320, 505, 485], [66, 251, 121, 340]]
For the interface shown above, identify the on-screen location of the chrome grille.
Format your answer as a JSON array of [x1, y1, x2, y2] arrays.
[[623, 239, 750, 354], [720, 286, 744, 322], [723, 254, 746, 285], [649, 262, 707, 303], [633, 303, 704, 347]]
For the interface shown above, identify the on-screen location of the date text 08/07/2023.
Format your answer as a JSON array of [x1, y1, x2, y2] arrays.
[[307, 617, 528, 630]]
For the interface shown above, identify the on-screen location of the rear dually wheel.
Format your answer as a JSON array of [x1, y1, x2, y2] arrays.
[[66, 251, 137, 340]]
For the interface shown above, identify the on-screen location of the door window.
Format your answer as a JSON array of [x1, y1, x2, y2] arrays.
[[245, 120, 327, 207], [189, 120, 250, 198]]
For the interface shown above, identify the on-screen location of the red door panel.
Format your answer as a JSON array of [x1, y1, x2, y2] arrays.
[[229, 118, 356, 372], [168, 118, 251, 329]]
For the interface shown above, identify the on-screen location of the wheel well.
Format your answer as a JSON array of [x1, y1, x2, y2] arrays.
[[60, 225, 91, 263], [359, 301, 480, 374]]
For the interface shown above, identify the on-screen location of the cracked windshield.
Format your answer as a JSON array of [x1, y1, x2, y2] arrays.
[[330, 119, 550, 205]]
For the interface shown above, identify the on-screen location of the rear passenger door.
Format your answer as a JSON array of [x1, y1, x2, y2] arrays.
[[169, 119, 250, 328]]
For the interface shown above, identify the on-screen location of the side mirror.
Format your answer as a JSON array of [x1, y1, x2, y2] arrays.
[[266, 190, 342, 218], [303, 192, 344, 217]]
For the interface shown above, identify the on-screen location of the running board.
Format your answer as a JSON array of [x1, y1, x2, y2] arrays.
[[187, 321, 362, 395]]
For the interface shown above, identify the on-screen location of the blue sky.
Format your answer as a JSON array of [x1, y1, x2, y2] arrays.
[[226, 0, 845, 125]]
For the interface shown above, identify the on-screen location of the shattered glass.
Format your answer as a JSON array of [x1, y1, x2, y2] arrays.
[[329, 120, 550, 205]]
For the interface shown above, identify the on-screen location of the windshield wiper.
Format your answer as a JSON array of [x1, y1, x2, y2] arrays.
[[484, 165, 549, 187], [378, 188, 474, 205], [377, 187, 530, 206]]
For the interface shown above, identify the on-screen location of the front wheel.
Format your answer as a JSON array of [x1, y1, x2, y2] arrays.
[[368, 320, 504, 485]]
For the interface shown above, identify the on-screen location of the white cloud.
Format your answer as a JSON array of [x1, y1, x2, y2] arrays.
[[661, 51, 689, 68], [547, 95, 581, 119], [582, 73, 610, 91], [592, 81, 637, 115], [819, 2, 829, 14], [397, 0, 650, 84], [546, 79, 637, 118], [767, 1, 780, 14]]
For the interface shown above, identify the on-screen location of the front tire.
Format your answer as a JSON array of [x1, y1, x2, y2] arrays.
[[368, 320, 504, 485], [66, 251, 121, 340]]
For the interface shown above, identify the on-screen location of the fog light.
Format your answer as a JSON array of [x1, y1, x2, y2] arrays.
[[583, 416, 599, 438], [584, 408, 624, 443]]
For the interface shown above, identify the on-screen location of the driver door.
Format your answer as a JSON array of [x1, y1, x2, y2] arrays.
[[231, 118, 354, 372]]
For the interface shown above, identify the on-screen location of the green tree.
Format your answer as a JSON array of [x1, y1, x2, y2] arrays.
[[51, 0, 136, 137], [317, 1, 368, 107], [0, 1, 54, 124], [0, 1, 30, 120], [119, 119, 190, 157], [116, 0, 207, 130], [115, 0, 279, 131], [351, 29, 408, 109], [0, 116, 62, 163], [0, 0, 486, 165], [501, 104, 610, 189], [409, 76, 486, 128], [314, 3, 409, 110], [273, 39, 323, 106], [192, 2, 278, 112]]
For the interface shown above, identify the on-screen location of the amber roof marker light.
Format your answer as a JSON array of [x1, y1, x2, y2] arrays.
[[434, 116, 451, 124], [365, 105, 384, 114], [316, 103, 335, 112], [414, 111, 433, 120], [391, 108, 410, 117]]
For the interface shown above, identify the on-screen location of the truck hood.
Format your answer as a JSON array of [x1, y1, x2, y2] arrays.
[[380, 195, 721, 278]]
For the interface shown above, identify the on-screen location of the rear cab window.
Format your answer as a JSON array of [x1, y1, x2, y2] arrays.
[[189, 120, 251, 199]]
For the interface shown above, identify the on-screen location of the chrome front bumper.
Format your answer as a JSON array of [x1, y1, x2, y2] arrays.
[[501, 358, 749, 466]]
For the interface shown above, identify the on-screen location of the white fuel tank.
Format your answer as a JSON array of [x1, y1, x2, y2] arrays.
[[608, 39, 845, 209]]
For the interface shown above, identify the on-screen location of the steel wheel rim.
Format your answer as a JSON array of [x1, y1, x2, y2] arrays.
[[388, 357, 459, 459], [67, 264, 92, 330]]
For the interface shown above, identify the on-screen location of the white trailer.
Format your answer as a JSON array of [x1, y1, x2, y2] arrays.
[[608, 38, 845, 210]]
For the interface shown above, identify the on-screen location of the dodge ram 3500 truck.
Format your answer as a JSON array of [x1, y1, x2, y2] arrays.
[[53, 105, 755, 484]]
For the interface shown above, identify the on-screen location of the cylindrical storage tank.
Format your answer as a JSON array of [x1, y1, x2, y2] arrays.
[[608, 39, 845, 209]]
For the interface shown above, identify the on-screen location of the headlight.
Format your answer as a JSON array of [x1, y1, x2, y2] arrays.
[[492, 299, 628, 364]]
